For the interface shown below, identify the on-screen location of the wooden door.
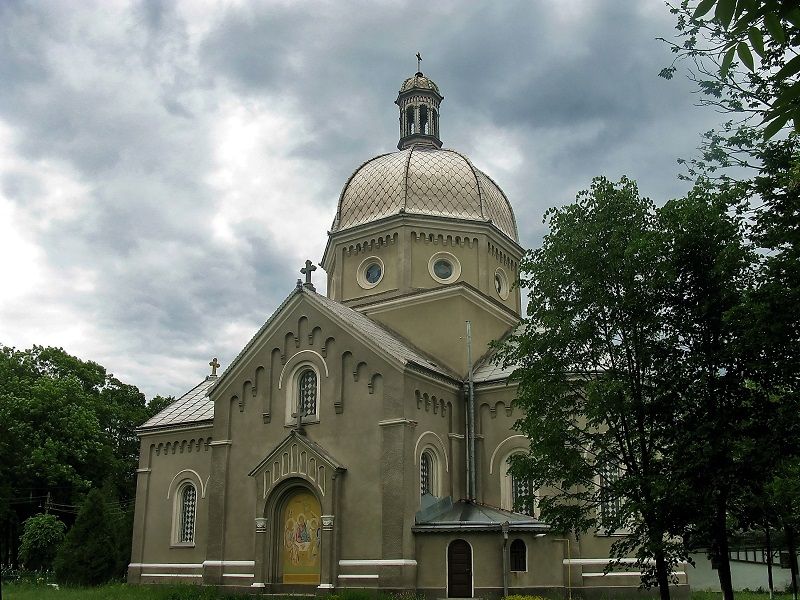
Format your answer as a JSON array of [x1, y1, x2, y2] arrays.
[[447, 539, 472, 597]]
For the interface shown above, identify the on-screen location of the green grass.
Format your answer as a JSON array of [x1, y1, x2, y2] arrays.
[[4, 582, 234, 600], [3, 584, 798, 600]]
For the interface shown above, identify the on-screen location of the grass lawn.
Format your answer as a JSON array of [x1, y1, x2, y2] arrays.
[[4, 584, 798, 600], [4, 582, 230, 600]]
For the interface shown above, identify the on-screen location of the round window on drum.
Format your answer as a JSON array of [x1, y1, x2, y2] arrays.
[[428, 251, 461, 284], [357, 256, 385, 289], [495, 267, 510, 300]]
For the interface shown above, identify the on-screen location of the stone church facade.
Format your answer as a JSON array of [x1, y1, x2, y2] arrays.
[[128, 70, 689, 598]]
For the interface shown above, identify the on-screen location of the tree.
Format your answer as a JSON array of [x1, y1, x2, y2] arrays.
[[661, 0, 800, 141], [0, 345, 172, 568], [53, 489, 118, 585], [17, 513, 66, 571], [497, 176, 688, 600], [657, 183, 756, 600]]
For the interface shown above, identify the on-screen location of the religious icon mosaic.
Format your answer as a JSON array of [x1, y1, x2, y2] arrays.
[[280, 489, 321, 584]]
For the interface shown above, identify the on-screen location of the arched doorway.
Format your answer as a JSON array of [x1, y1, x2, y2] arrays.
[[279, 488, 322, 584], [447, 539, 472, 597]]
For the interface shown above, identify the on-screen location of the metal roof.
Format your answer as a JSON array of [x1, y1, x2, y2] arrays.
[[414, 497, 549, 533], [309, 290, 458, 380], [138, 376, 216, 431], [332, 146, 518, 242]]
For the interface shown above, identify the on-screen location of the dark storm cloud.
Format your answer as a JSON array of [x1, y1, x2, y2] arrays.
[[0, 0, 722, 396]]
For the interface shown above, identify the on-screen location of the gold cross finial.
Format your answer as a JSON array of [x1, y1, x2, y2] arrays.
[[300, 259, 317, 288], [209, 357, 220, 377]]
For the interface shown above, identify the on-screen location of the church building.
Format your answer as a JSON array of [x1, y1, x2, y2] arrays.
[[128, 69, 690, 598]]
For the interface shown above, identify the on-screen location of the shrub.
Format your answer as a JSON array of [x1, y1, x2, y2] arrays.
[[53, 489, 118, 585], [18, 513, 66, 571]]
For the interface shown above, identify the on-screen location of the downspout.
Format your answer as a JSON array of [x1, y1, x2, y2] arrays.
[[466, 321, 476, 502], [502, 521, 510, 597]]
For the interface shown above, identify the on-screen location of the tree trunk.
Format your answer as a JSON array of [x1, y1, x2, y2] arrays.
[[713, 499, 735, 600], [786, 524, 799, 600], [655, 549, 672, 600], [766, 524, 774, 600]]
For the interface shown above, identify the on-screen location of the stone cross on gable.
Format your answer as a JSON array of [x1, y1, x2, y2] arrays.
[[300, 259, 317, 290], [209, 357, 220, 377]]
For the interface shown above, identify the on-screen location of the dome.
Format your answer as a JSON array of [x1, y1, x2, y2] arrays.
[[332, 146, 518, 242], [400, 72, 442, 96]]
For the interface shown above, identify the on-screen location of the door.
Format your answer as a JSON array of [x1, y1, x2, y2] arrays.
[[447, 539, 472, 597], [279, 489, 321, 584]]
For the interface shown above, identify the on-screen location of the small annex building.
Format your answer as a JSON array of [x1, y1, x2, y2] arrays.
[[128, 70, 690, 598]]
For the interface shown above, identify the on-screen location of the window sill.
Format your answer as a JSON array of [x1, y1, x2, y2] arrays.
[[171, 542, 196, 548], [284, 419, 320, 428], [594, 530, 631, 537]]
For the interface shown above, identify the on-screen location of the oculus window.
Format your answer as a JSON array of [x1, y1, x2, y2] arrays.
[[428, 251, 461, 284], [495, 267, 510, 300], [357, 256, 384, 289]]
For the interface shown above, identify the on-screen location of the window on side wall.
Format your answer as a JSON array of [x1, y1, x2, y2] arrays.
[[510, 538, 527, 572], [176, 482, 197, 545], [420, 449, 438, 497]]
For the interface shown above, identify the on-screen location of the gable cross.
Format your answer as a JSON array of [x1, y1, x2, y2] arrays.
[[209, 357, 220, 377], [300, 259, 317, 290]]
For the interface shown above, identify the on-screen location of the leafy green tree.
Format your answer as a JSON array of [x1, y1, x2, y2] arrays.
[[17, 513, 66, 571], [657, 183, 756, 600], [661, 0, 800, 141], [54, 489, 118, 585], [0, 345, 174, 567], [498, 176, 688, 600]]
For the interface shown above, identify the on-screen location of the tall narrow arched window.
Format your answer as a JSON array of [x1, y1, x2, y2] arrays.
[[420, 451, 432, 496], [298, 369, 317, 417], [511, 474, 534, 516], [406, 107, 415, 135], [179, 483, 197, 543], [432, 109, 439, 136], [510, 539, 527, 571], [420, 105, 429, 134]]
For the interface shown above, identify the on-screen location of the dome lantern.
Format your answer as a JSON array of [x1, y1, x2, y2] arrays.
[[396, 69, 443, 150]]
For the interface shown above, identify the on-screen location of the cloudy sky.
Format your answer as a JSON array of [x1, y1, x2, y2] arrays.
[[0, 0, 721, 399]]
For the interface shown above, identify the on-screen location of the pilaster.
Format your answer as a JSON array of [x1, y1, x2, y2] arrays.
[[203, 439, 231, 585]]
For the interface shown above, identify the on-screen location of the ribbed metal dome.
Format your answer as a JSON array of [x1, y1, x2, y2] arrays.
[[400, 73, 441, 96], [332, 146, 518, 242]]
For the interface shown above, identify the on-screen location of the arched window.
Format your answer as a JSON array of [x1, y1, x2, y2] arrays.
[[178, 482, 197, 544], [298, 369, 317, 417], [432, 109, 439, 136], [406, 107, 415, 135], [420, 449, 439, 497], [510, 539, 527, 572], [501, 451, 539, 518], [420, 105, 429, 135], [420, 451, 432, 495], [511, 474, 534, 516]]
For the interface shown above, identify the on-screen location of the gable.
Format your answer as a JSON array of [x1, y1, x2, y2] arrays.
[[248, 430, 345, 499], [211, 285, 459, 409]]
